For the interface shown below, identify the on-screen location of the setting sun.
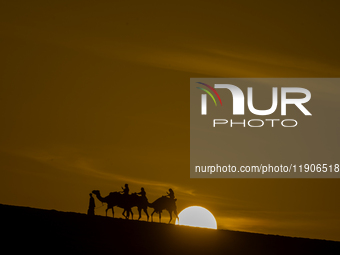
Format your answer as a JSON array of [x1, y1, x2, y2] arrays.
[[176, 206, 217, 229]]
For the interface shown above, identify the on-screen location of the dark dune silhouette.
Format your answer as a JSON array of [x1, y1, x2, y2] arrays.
[[1, 204, 339, 255]]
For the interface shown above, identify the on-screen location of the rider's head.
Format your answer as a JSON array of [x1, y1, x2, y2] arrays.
[[141, 187, 144, 191], [125, 184, 128, 187]]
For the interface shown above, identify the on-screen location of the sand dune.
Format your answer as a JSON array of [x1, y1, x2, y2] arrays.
[[1, 204, 339, 255]]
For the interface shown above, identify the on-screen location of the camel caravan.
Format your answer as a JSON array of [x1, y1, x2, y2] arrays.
[[90, 184, 179, 224]]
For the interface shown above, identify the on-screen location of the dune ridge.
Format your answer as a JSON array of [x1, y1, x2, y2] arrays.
[[1, 203, 339, 255]]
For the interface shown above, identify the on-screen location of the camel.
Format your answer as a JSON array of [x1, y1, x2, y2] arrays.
[[128, 192, 149, 220], [148, 196, 179, 224], [92, 190, 149, 220]]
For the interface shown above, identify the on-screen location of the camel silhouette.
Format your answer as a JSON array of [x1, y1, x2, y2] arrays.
[[92, 190, 149, 220], [148, 196, 179, 223]]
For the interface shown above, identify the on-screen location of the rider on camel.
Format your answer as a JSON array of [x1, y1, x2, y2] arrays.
[[137, 187, 148, 203], [166, 188, 175, 200], [121, 184, 129, 196]]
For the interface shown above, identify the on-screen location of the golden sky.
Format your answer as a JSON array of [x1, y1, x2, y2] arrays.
[[1, 1, 339, 241]]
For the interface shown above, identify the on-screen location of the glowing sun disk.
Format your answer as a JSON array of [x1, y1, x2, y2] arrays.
[[176, 206, 217, 229]]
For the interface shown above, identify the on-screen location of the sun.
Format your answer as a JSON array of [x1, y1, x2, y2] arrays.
[[175, 206, 217, 229]]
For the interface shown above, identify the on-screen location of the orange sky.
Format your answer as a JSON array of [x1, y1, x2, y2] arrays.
[[1, 1, 339, 241]]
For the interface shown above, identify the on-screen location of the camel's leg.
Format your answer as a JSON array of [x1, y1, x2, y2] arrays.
[[138, 208, 142, 220], [168, 211, 172, 224], [151, 210, 155, 222], [174, 209, 179, 221], [130, 209, 133, 220], [144, 207, 149, 222], [107, 207, 114, 218], [159, 212, 162, 223]]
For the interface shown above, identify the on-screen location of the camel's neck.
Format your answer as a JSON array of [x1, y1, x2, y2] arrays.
[[94, 192, 106, 203]]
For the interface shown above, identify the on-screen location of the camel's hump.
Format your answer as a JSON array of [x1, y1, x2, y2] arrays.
[[109, 192, 120, 196]]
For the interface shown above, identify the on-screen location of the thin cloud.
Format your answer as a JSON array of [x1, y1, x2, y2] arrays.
[[6, 22, 340, 80], [4, 148, 196, 197], [79, 161, 195, 196]]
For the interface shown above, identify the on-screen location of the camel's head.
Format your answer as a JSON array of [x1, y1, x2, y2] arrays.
[[92, 190, 100, 195]]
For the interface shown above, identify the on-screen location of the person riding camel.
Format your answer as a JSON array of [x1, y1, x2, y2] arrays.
[[121, 184, 129, 196], [137, 187, 146, 197], [137, 187, 148, 203], [166, 188, 175, 200]]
